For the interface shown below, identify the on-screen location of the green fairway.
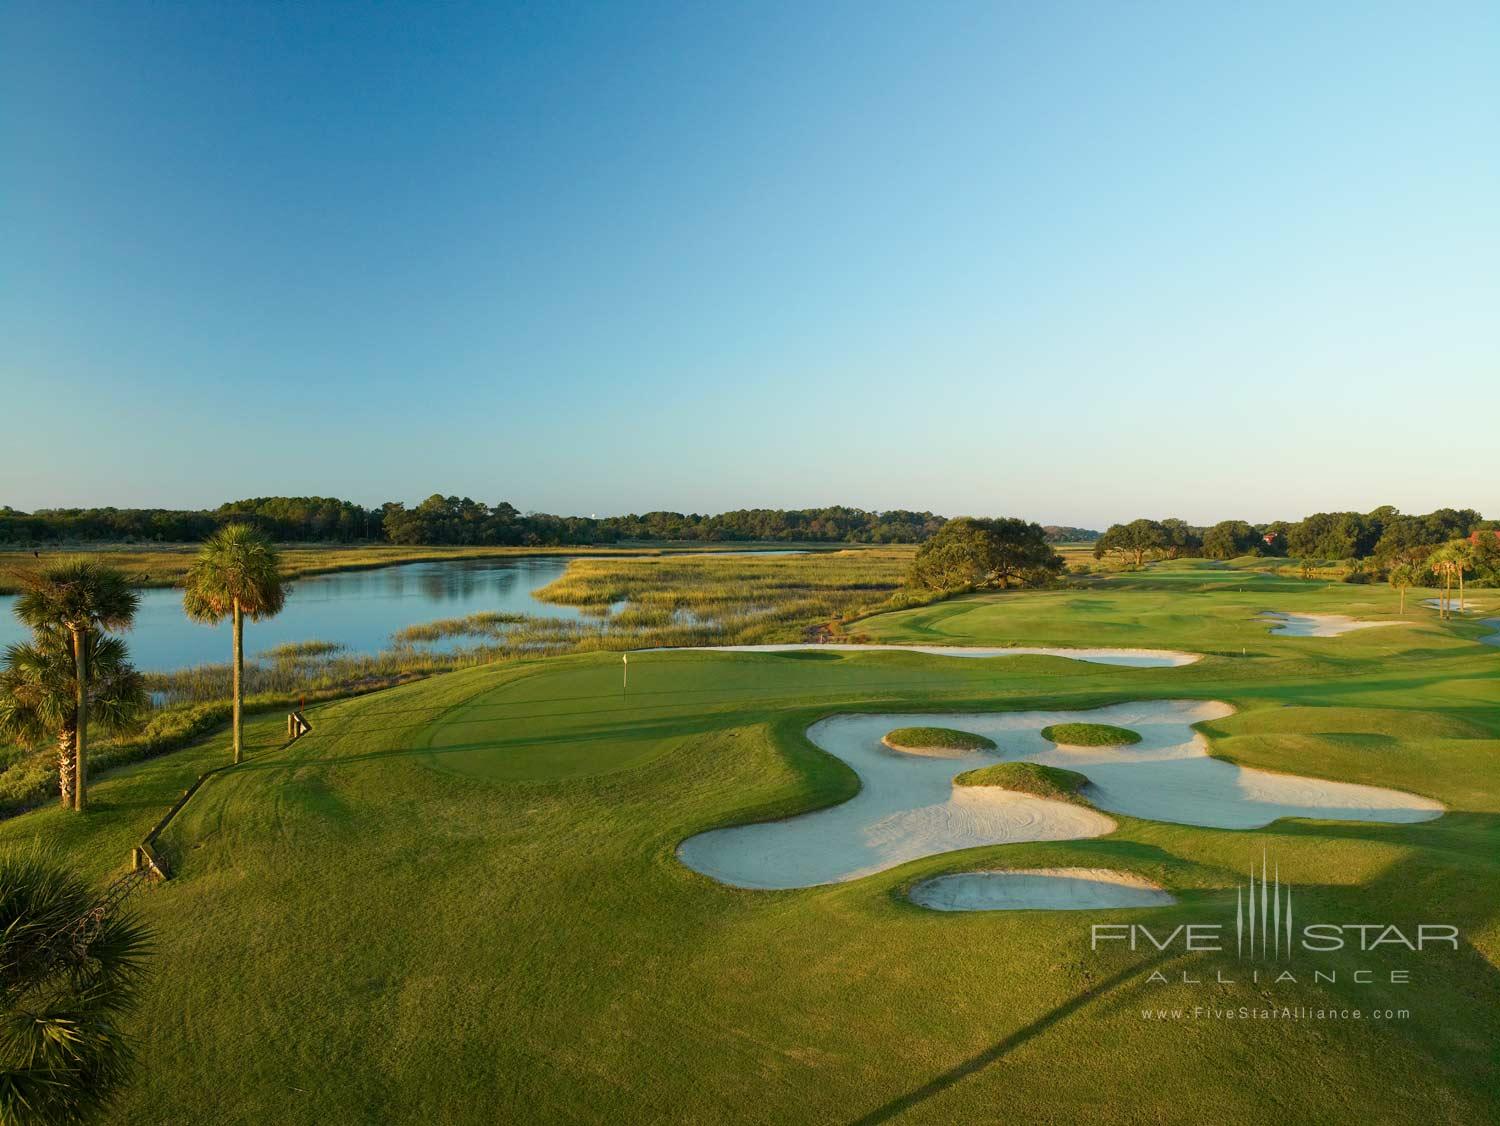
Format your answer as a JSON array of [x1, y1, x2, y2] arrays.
[[2, 566, 1497, 1123]]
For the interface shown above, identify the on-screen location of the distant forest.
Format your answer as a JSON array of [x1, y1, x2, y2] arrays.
[[1092, 507, 1494, 568], [0, 497, 970, 547]]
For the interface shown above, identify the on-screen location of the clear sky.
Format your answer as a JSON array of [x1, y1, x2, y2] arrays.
[[3, 1, 1496, 528]]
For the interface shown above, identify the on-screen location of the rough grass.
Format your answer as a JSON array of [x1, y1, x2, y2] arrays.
[[1040, 722, 1143, 746], [0, 572, 1496, 1122], [882, 726, 996, 752], [952, 760, 1091, 801]]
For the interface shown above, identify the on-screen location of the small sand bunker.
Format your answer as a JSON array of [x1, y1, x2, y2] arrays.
[[910, 868, 1175, 912], [669, 643, 1200, 667], [678, 700, 1443, 889], [1260, 612, 1395, 637]]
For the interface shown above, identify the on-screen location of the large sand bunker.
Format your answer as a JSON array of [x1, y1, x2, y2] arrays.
[[1259, 612, 1395, 637], [909, 868, 1175, 912], [671, 642, 1200, 668], [677, 700, 1443, 889]]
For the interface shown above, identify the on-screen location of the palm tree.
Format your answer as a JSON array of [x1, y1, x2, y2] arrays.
[[1387, 561, 1418, 614], [1447, 538, 1476, 612], [182, 525, 286, 764], [1427, 547, 1458, 619], [0, 632, 146, 808], [0, 848, 152, 1124], [11, 563, 139, 812]]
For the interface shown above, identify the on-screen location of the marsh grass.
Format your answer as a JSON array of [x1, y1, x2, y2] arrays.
[[391, 612, 529, 643], [259, 639, 346, 660], [534, 548, 915, 638]]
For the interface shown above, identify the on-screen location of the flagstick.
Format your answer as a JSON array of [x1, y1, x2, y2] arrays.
[[622, 652, 629, 694]]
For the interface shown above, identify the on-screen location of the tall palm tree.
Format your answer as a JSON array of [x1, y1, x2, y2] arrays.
[[11, 562, 139, 812], [182, 525, 286, 764], [1387, 561, 1418, 614], [1427, 548, 1458, 619], [1447, 538, 1476, 612], [0, 632, 146, 808], [0, 848, 152, 1124]]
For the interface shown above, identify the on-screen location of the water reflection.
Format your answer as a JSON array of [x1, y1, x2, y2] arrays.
[[0, 557, 579, 673]]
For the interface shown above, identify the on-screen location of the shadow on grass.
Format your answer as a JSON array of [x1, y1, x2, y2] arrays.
[[850, 954, 1173, 1125]]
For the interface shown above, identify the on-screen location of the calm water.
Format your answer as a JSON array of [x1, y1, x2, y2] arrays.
[[0, 557, 585, 673]]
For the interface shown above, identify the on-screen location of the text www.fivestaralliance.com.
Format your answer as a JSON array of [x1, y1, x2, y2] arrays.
[[1141, 1007, 1410, 1022]]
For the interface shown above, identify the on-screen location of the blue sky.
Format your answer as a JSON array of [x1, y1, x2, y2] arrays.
[[3, 1, 1496, 527]]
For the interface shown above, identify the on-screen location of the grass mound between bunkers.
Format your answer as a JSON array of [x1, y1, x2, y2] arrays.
[[952, 761, 1091, 803], [880, 726, 996, 755], [1039, 722, 1141, 746]]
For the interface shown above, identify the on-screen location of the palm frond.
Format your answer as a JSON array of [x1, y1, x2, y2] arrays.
[[182, 524, 288, 621]]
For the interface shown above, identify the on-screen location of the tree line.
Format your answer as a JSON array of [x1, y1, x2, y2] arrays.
[[1092, 507, 1489, 563], [0, 498, 958, 547], [2, 497, 1114, 549], [1092, 507, 1500, 587]]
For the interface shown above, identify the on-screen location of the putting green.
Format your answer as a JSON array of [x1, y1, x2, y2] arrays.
[[415, 666, 683, 782]]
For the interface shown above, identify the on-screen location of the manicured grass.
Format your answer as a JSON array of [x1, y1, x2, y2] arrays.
[[952, 761, 1090, 802], [1039, 722, 1142, 746], [883, 726, 996, 752], [0, 569, 1497, 1123]]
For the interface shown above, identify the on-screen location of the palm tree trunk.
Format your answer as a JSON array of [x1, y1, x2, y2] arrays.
[[232, 598, 243, 764], [1399, 586, 1405, 614], [72, 628, 87, 812], [1459, 569, 1465, 611], [57, 726, 76, 808]]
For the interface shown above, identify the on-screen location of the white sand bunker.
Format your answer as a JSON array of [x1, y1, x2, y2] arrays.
[[1260, 612, 1395, 637], [672, 642, 1200, 668], [678, 700, 1443, 889], [910, 868, 1175, 912], [1421, 598, 1487, 616]]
